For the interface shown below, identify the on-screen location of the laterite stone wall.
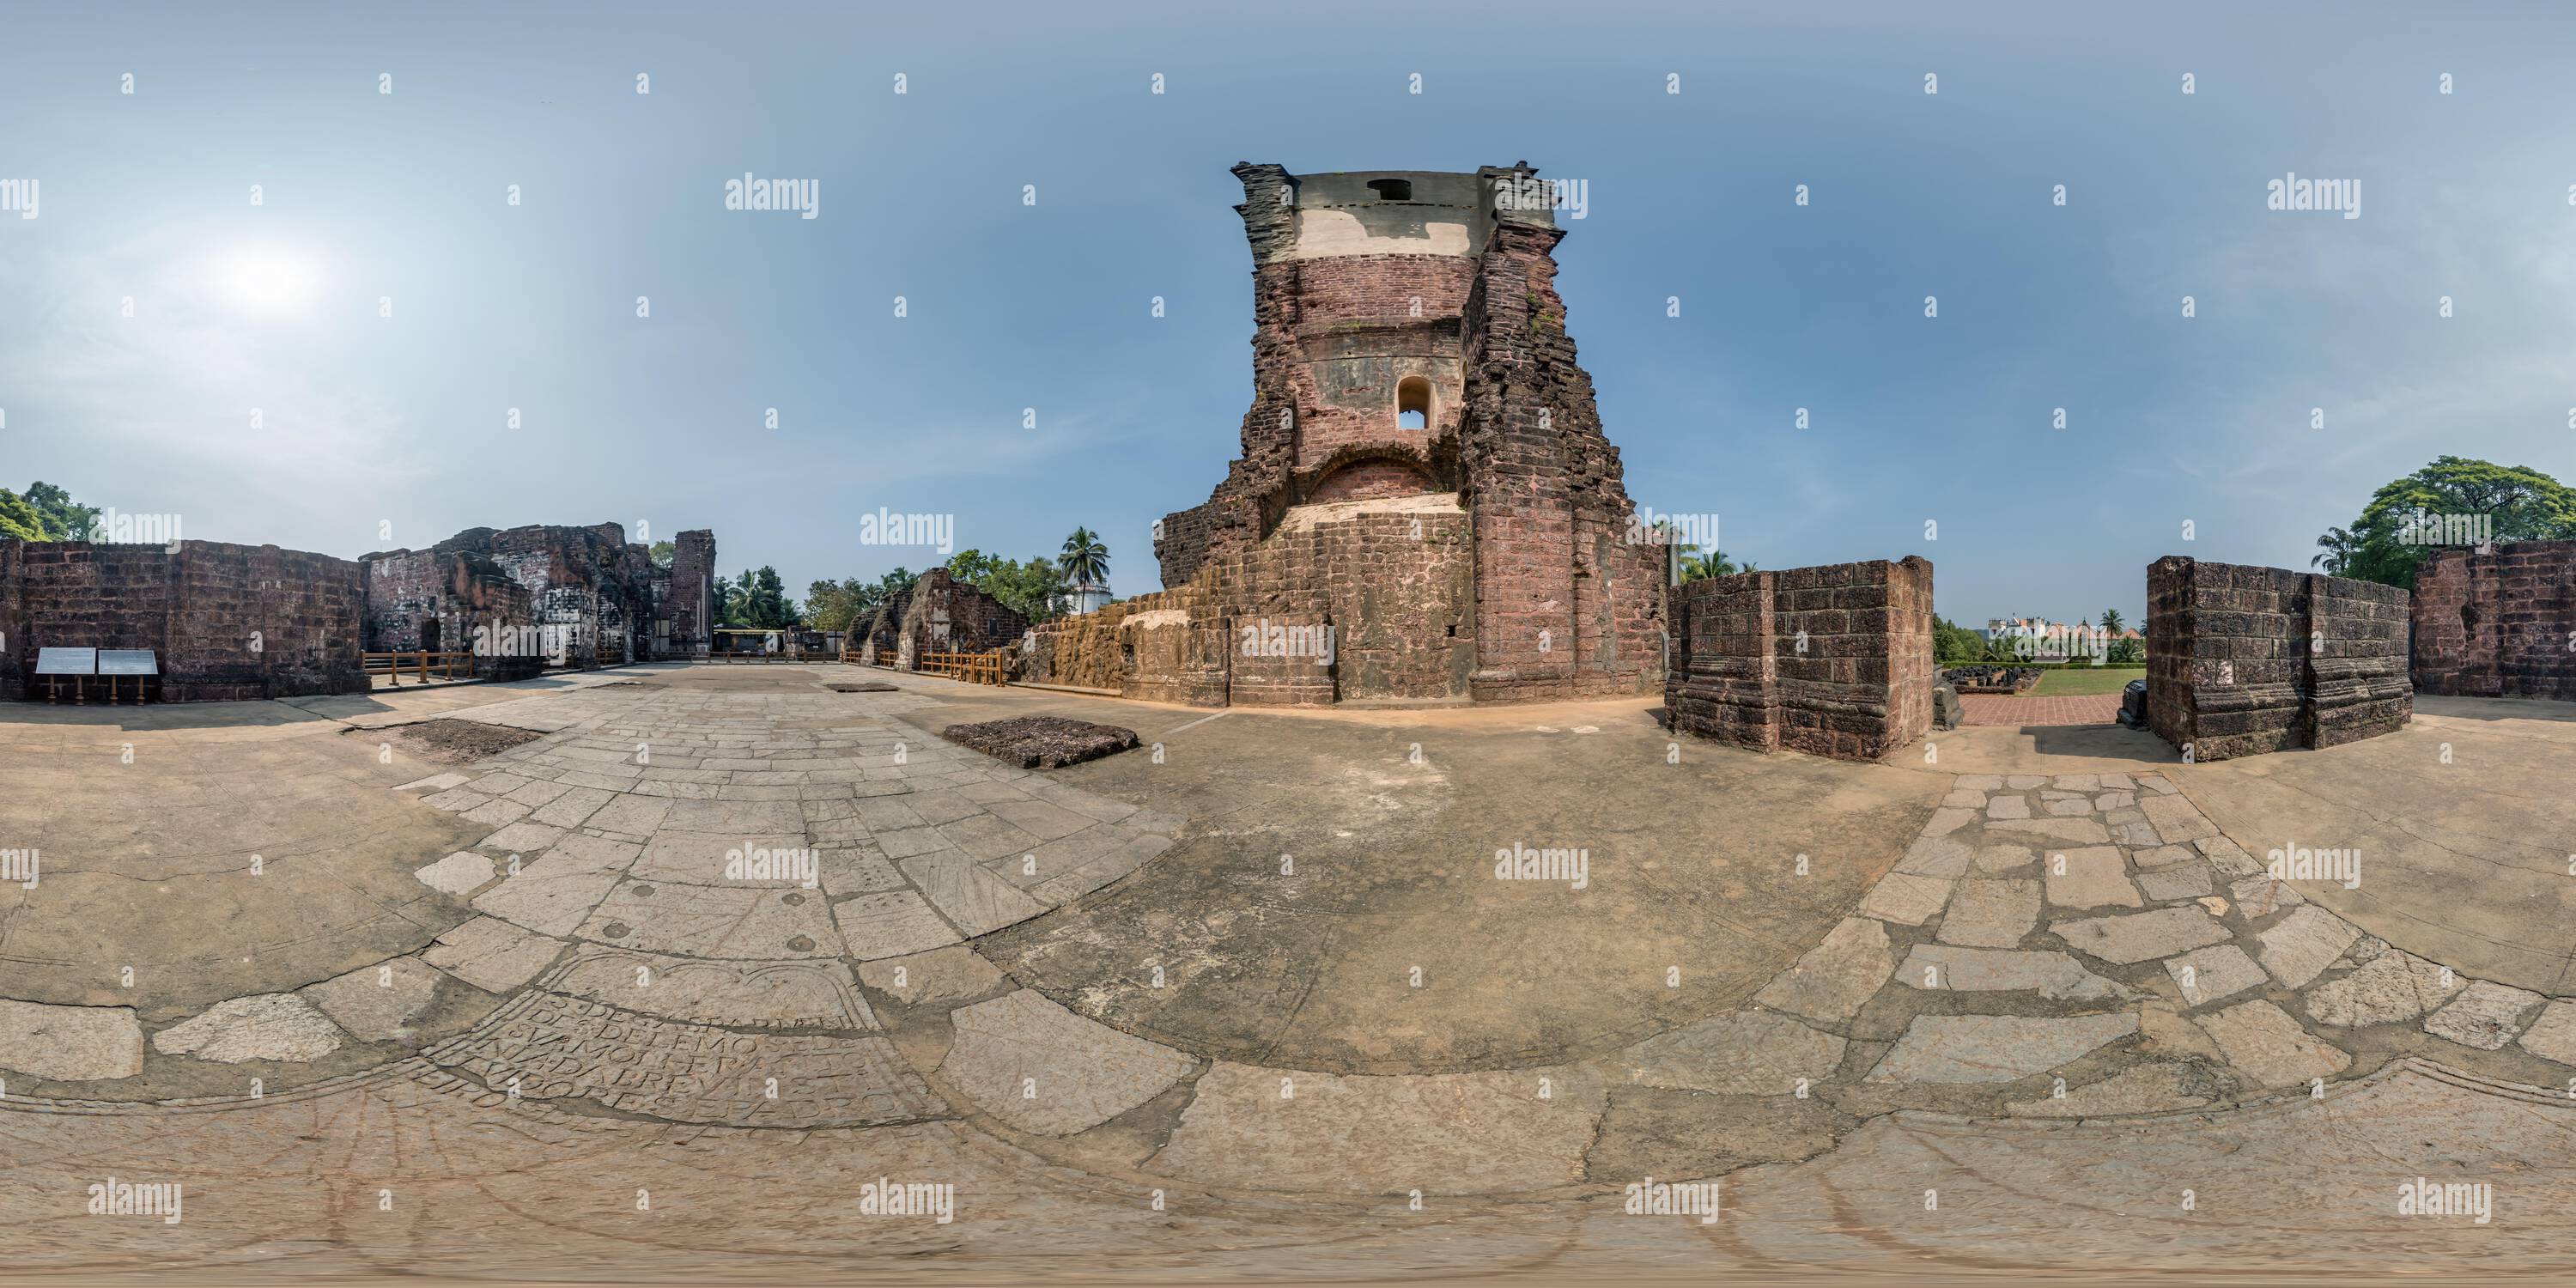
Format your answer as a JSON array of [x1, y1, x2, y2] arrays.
[[1665, 557, 1934, 762], [2411, 540, 2576, 702], [2146, 556, 2410, 762], [0, 538, 368, 702]]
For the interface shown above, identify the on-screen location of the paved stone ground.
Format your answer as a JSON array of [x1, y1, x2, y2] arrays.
[[3, 665, 2573, 1279], [1959, 693, 2124, 726]]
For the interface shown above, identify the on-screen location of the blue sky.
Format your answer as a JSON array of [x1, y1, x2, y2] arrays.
[[3, 1, 2571, 629]]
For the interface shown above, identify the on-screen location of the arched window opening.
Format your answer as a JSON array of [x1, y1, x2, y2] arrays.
[[1396, 376, 1432, 430]]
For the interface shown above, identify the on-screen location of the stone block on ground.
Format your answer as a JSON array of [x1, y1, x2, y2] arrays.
[[2422, 981, 2546, 1050], [0, 999, 145, 1081], [2050, 906, 2232, 964], [1864, 1013, 2139, 1084], [940, 717, 1141, 769], [152, 993, 345, 1064], [2195, 1000, 2350, 1087]]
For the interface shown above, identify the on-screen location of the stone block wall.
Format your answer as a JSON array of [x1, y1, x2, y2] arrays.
[[658, 530, 717, 658], [2146, 556, 2411, 762], [361, 549, 543, 681], [1026, 496, 1473, 708], [1666, 557, 1934, 762], [885, 569, 1030, 671], [2310, 573, 2415, 748], [0, 540, 19, 699], [2412, 540, 2576, 701], [0, 538, 367, 702], [363, 523, 665, 670], [165, 542, 371, 701], [1024, 605, 1125, 692], [1457, 212, 1666, 702], [1145, 161, 1662, 708], [1301, 502, 1473, 702]]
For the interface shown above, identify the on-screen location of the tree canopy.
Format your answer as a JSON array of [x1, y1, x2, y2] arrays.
[[716, 567, 798, 628], [2316, 456, 2576, 587], [946, 550, 1069, 623], [0, 481, 100, 542], [1057, 527, 1109, 592], [803, 568, 920, 632]]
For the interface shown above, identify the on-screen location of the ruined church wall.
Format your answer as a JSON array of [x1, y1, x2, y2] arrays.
[[1458, 213, 1665, 702], [2146, 556, 2410, 762], [2412, 540, 2576, 701], [1030, 502, 1475, 708], [361, 549, 543, 680], [657, 530, 717, 657], [1666, 557, 1933, 762], [0, 538, 367, 702], [893, 569, 1029, 666], [0, 540, 19, 700]]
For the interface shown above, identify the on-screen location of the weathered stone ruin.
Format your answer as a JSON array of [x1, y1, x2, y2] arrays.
[[0, 538, 368, 702], [1665, 558, 1935, 761], [860, 568, 1028, 670], [2410, 540, 2576, 701], [655, 530, 720, 659], [361, 523, 711, 671], [2, 520, 714, 703], [360, 544, 544, 680], [2146, 556, 2411, 762], [1024, 162, 1664, 708]]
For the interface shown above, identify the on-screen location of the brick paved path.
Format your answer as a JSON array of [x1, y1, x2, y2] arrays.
[[1959, 693, 2123, 726]]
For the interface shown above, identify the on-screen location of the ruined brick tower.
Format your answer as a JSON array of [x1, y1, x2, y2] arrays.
[[1035, 163, 1664, 706]]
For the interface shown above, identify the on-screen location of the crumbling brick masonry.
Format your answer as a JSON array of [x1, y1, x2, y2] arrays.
[[1664, 557, 1935, 762], [2146, 556, 2412, 762], [361, 547, 543, 680], [361, 523, 682, 671], [2410, 540, 2576, 701], [0, 538, 368, 702], [1030, 161, 1662, 708], [655, 530, 718, 659], [866, 569, 1028, 671]]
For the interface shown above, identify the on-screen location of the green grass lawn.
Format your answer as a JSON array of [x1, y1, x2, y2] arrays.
[[2028, 665, 2145, 696]]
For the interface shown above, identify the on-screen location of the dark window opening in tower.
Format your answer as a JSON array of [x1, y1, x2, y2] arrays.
[[1397, 376, 1431, 429], [1366, 179, 1413, 201]]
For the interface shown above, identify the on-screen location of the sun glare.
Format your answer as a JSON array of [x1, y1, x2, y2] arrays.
[[210, 246, 324, 318]]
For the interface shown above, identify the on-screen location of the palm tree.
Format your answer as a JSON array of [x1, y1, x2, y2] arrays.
[[1057, 528, 1110, 605], [1680, 550, 1754, 583], [2099, 608, 2125, 637], [2312, 526, 2360, 576]]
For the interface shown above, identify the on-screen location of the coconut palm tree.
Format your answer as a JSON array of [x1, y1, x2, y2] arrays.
[[2312, 526, 2360, 576], [1057, 528, 1110, 605], [2099, 608, 2125, 637], [1680, 550, 1754, 582]]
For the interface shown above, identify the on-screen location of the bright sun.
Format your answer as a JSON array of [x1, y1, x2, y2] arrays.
[[210, 246, 324, 318]]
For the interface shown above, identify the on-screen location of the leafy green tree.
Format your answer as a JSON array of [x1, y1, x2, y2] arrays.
[[802, 579, 866, 633], [946, 550, 1070, 623], [648, 539, 676, 569], [23, 483, 99, 540], [2320, 456, 2576, 588], [2311, 526, 2360, 576], [870, 568, 917, 612], [1933, 616, 1990, 665], [1057, 527, 1110, 596], [0, 481, 99, 541], [0, 489, 44, 541], [718, 567, 797, 628]]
